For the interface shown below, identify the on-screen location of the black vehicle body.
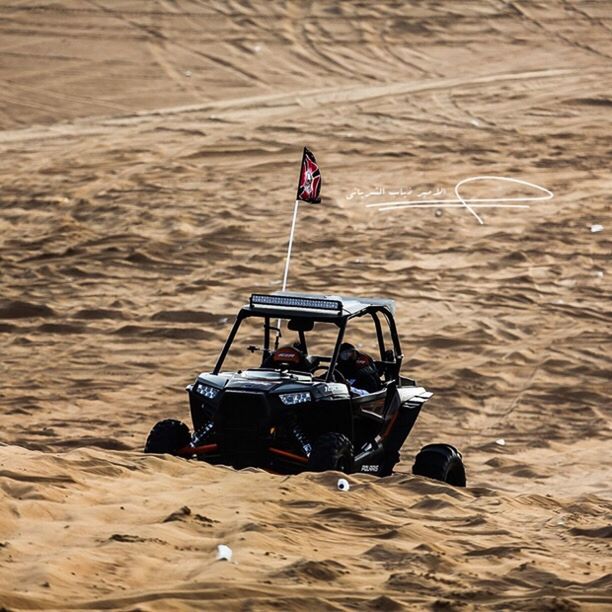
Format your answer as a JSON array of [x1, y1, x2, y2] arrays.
[[146, 292, 465, 482]]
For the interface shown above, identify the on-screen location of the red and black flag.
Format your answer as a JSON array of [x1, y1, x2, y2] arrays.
[[296, 147, 321, 203]]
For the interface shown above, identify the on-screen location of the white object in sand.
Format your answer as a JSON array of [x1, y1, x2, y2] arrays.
[[590, 224, 604, 233], [337, 478, 350, 491], [216, 544, 233, 561], [495, 438, 506, 446]]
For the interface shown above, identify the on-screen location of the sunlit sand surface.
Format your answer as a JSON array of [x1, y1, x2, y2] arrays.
[[1, 1, 610, 609]]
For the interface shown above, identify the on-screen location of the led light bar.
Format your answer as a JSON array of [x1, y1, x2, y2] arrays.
[[250, 294, 342, 313]]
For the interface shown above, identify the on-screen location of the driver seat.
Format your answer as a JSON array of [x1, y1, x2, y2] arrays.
[[262, 345, 311, 372], [338, 348, 383, 393]]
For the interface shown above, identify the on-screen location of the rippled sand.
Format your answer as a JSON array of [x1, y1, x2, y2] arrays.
[[0, 1, 610, 610]]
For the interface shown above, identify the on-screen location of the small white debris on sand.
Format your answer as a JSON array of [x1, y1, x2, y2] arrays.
[[337, 478, 350, 492], [216, 544, 233, 561]]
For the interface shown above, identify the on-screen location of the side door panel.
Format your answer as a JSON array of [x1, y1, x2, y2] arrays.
[[352, 389, 387, 421]]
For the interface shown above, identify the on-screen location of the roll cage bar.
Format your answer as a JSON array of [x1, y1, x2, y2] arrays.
[[212, 305, 404, 384]]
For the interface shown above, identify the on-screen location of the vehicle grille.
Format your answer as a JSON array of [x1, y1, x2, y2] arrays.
[[215, 391, 270, 468]]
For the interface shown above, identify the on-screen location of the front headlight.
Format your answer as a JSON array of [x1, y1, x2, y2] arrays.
[[195, 383, 219, 399], [279, 391, 311, 406]]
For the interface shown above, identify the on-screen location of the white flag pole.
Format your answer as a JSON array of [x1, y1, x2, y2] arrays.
[[275, 146, 318, 341], [276, 198, 300, 338], [281, 199, 300, 292]]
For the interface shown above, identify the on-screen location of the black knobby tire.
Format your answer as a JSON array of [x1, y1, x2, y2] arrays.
[[307, 432, 354, 473], [412, 444, 466, 487], [144, 419, 191, 455]]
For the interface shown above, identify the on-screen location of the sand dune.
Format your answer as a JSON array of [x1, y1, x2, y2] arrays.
[[0, 1, 610, 609], [1, 446, 610, 610]]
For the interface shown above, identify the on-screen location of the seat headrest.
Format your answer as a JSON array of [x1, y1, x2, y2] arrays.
[[355, 352, 374, 368], [272, 346, 304, 365]]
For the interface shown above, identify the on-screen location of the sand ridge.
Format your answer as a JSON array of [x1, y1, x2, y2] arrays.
[[0, 1, 610, 610]]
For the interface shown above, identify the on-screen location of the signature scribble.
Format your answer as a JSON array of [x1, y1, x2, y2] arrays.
[[362, 176, 554, 224]]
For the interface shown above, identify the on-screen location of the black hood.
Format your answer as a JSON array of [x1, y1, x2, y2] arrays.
[[200, 368, 313, 394]]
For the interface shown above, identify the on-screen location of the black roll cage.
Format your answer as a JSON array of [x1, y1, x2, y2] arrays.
[[212, 306, 404, 384]]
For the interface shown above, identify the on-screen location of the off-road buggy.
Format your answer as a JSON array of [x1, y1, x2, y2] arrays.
[[145, 292, 466, 485]]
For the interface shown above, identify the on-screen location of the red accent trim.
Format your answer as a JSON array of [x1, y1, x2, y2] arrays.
[[269, 447, 309, 464], [178, 443, 219, 456], [382, 412, 398, 440]]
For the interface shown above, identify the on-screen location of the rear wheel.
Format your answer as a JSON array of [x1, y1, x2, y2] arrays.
[[307, 432, 354, 473], [144, 419, 191, 455], [412, 444, 466, 487]]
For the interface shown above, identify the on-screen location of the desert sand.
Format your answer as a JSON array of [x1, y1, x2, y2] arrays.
[[0, 1, 610, 610]]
